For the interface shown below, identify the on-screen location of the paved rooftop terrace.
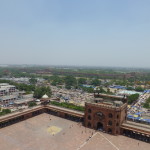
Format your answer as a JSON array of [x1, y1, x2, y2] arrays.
[[0, 113, 149, 150]]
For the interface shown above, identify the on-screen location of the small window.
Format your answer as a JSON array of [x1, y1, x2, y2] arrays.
[[88, 109, 91, 113], [88, 115, 91, 120], [108, 113, 113, 118], [117, 115, 119, 119], [116, 123, 119, 126], [108, 120, 112, 126]]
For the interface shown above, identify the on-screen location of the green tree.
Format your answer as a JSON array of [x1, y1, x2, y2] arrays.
[[80, 86, 94, 93], [50, 101, 85, 112], [135, 86, 144, 92], [0, 109, 11, 116], [34, 86, 52, 99], [64, 76, 77, 89], [3, 109, 11, 114], [127, 94, 139, 104], [28, 102, 37, 107], [143, 97, 150, 108], [51, 75, 64, 86], [78, 78, 87, 85], [99, 87, 106, 93], [29, 78, 37, 84], [126, 86, 134, 90], [91, 79, 101, 86]]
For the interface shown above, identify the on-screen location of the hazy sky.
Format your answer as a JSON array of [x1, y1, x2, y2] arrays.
[[0, 0, 150, 68]]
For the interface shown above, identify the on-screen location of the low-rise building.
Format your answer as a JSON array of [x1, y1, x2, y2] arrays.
[[0, 83, 16, 96], [0, 95, 18, 105], [14, 98, 34, 106]]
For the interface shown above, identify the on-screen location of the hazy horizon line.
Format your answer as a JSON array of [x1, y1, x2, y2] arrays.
[[0, 64, 150, 70]]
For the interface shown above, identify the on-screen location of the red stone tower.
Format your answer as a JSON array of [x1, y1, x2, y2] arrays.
[[84, 91, 127, 135]]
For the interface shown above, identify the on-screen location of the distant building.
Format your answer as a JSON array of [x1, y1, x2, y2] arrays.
[[118, 90, 142, 96], [14, 98, 34, 106], [0, 83, 34, 106], [0, 88, 7, 96], [0, 95, 18, 105], [109, 85, 126, 90], [0, 77, 30, 84], [0, 83, 16, 96]]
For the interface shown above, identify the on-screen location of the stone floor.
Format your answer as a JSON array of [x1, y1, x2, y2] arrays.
[[80, 132, 150, 150], [0, 113, 149, 150]]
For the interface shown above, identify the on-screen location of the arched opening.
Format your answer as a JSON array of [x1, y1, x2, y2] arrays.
[[108, 128, 112, 134], [88, 122, 91, 128], [123, 129, 126, 135], [97, 122, 103, 131]]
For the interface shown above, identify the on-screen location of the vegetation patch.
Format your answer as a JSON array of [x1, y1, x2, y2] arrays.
[[127, 94, 139, 104], [143, 97, 150, 109], [28, 102, 37, 107], [50, 101, 85, 112], [33, 86, 52, 99], [0, 109, 11, 116]]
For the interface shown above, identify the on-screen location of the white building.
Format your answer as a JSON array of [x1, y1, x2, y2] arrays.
[[0, 83, 16, 96]]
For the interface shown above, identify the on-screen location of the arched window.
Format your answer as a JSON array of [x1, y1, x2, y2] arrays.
[[88, 109, 91, 113], [88, 122, 91, 128], [108, 120, 112, 126], [108, 113, 113, 118], [96, 112, 104, 119], [117, 115, 119, 119], [97, 112, 103, 117], [116, 122, 119, 126], [88, 115, 91, 120]]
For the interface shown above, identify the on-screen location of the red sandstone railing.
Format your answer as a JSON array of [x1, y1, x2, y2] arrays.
[[121, 126, 150, 136], [0, 104, 84, 123], [0, 105, 44, 122], [85, 102, 127, 111]]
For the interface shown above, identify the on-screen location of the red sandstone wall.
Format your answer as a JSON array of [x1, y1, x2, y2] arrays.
[[84, 103, 127, 135]]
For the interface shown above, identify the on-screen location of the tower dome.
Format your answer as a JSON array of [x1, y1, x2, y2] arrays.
[[42, 94, 49, 99]]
